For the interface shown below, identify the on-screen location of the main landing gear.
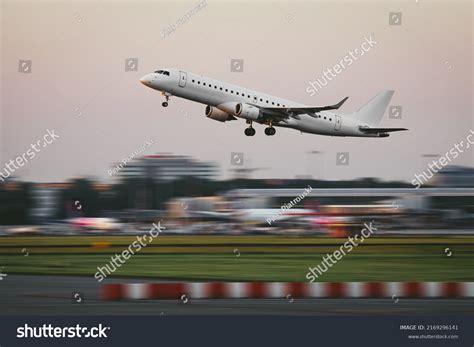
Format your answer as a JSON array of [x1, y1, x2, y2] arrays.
[[244, 121, 276, 137], [244, 120, 256, 136], [161, 92, 171, 107], [244, 127, 256, 136], [264, 127, 276, 136], [265, 121, 276, 136]]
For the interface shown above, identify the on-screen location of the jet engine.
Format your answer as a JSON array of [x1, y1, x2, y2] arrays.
[[235, 103, 261, 121], [205, 105, 235, 122]]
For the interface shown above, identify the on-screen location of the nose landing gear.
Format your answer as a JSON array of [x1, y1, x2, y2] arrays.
[[161, 92, 171, 107]]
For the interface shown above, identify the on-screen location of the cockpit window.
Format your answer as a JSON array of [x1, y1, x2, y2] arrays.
[[154, 70, 170, 76]]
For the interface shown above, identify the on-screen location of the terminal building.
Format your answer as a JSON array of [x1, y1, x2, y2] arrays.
[[431, 166, 474, 187], [29, 183, 65, 222], [115, 153, 218, 182]]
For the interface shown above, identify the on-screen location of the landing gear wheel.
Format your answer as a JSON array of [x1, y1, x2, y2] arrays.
[[265, 127, 276, 136], [161, 92, 171, 107], [244, 127, 256, 136]]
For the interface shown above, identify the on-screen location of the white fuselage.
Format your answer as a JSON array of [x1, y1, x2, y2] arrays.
[[140, 68, 377, 137]]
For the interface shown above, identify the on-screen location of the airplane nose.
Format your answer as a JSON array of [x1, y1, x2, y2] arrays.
[[140, 73, 156, 88], [140, 75, 149, 86]]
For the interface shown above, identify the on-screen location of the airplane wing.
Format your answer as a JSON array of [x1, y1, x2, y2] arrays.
[[259, 96, 349, 120]]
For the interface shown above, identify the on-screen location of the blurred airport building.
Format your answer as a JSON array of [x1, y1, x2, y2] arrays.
[[432, 165, 474, 187], [29, 183, 63, 223], [1, 155, 473, 234], [114, 153, 217, 182]]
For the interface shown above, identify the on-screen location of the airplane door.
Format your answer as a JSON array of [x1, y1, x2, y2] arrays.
[[178, 71, 187, 88], [334, 115, 342, 130]]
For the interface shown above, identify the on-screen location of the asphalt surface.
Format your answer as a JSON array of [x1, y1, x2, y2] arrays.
[[1, 275, 474, 315]]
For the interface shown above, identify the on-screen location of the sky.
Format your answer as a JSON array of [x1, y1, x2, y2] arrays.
[[1, 0, 473, 183]]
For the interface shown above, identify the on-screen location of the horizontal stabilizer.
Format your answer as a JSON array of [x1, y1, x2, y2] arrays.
[[359, 127, 408, 134]]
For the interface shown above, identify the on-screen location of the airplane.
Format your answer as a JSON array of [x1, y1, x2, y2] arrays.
[[139, 68, 408, 137], [68, 217, 123, 233]]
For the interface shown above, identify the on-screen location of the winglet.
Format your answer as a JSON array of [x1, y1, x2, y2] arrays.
[[333, 96, 349, 110]]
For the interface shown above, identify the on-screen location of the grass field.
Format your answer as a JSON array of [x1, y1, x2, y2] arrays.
[[0, 235, 473, 282]]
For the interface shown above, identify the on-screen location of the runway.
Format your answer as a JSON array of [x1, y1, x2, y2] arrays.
[[1, 275, 474, 315]]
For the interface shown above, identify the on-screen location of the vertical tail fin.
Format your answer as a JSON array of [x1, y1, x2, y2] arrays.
[[353, 90, 394, 126]]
